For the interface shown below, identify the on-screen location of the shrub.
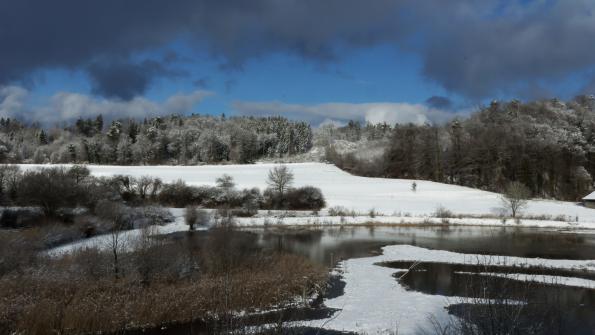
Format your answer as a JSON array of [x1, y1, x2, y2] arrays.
[[185, 206, 210, 230], [328, 206, 352, 217], [434, 205, 454, 218], [192, 185, 223, 207], [157, 180, 196, 207], [368, 208, 376, 218], [285, 186, 326, 210], [17, 167, 87, 216], [0, 208, 44, 228]]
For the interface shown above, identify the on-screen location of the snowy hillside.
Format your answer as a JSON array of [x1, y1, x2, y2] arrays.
[[20, 162, 595, 223]]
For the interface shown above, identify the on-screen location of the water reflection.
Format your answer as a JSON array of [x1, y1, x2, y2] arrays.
[[243, 225, 595, 267]]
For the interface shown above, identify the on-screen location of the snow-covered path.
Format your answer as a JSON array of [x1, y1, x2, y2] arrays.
[[20, 162, 595, 223]]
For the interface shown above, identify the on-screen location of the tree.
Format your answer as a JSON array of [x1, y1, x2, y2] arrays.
[[67, 143, 77, 162], [38, 130, 48, 145], [0, 165, 20, 204], [500, 181, 531, 218], [185, 205, 210, 230], [97, 201, 128, 279], [266, 165, 294, 199], [95, 114, 104, 132], [216, 174, 235, 192], [68, 164, 90, 185], [135, 176, 162, 201], [17, 167, 84, 216]]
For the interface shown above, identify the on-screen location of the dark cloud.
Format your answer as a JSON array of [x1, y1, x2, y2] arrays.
[[2, 1, 595, 99], [425, 96, 452, 109], [416, 1, 595, 98], [86, 60, 184, 100]]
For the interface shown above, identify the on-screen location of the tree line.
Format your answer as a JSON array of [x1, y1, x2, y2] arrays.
[[327, 96, 595, 201], [0, 114, 313, 165]]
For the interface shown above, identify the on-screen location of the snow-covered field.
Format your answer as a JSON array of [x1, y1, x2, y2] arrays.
[[307, 245, 595, 334], [20, 162, 595, 227]]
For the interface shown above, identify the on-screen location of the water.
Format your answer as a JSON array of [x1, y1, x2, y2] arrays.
[[246, 225, 595, 334], [164, 225, 595, 334], [244, 225, 595, 266]]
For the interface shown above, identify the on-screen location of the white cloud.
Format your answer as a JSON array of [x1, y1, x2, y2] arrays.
[[0, 86, 212, 125], [233, 101, 466, 126], [0, 85, 29, 119]]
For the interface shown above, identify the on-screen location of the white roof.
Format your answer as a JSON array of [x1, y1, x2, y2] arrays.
[[583, 191, 595, 200]]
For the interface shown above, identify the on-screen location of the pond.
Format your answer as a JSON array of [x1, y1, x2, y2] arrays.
[[164, 225, 595, 334]]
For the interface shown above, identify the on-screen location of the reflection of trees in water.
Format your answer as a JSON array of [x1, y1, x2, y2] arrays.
[[387, 260, 595, 335], [437, 225, 453, 237], [367, 225, 375, 237]]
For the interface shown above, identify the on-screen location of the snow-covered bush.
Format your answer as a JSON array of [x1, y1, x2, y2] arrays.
[[433, 205, 454, 218], [328, 206, 355, 217]]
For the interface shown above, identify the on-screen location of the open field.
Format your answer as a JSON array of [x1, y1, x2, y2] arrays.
[[20, 162, 595, 225]]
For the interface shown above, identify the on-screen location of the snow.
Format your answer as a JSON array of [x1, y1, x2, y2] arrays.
[[583, 191, 595, 201], [46, 208, 208, 256], [18, 163, 595, 226], [308, 245, 595, 334]]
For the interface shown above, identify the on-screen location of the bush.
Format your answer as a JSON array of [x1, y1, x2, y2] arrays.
[[0, 208, 44, 228], [327, 206, 355, 217], [368, 208, 376, 218], [157, 180, 196, 207], [285, 186, 326, 210], [185, 206, 210, 230], [434, 205, 454, 218], [17, 167, 87, 216], [193, 185, 223, 207], [263, 186, 325, 211]]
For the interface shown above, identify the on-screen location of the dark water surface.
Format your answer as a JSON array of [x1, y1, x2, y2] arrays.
[[242, 225, 595, 265]]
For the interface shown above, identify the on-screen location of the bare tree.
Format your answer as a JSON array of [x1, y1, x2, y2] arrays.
[[185, 205, 210, 230], [0, 165, 20, 203], [17, 167, 83, 216], [149, 178, 163, 200], [98, 201, 128, 279], [266, 165, 294, 197], [67, 164, 90, 184], [136, 176, 153, 200], [500, 181, 531, 218]]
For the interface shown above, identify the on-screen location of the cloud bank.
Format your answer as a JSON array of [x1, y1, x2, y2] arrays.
[[233, 101, 464, 126], [0, 86, 211, 125]]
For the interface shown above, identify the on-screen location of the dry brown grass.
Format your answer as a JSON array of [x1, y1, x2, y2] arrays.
[[0, 244, 326, 335]]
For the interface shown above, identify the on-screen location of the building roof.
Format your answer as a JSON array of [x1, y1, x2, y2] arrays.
[[583, 191, 595, 200]]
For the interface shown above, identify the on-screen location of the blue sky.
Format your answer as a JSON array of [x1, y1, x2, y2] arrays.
[[30, 43, 452, 117]]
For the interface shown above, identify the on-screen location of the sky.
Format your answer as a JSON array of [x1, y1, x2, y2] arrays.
[[2, 0, 595, 126]]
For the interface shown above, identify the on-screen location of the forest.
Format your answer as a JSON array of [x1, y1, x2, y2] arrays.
[[326, 96, 595, 201], [0, 114, 313, 165]]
